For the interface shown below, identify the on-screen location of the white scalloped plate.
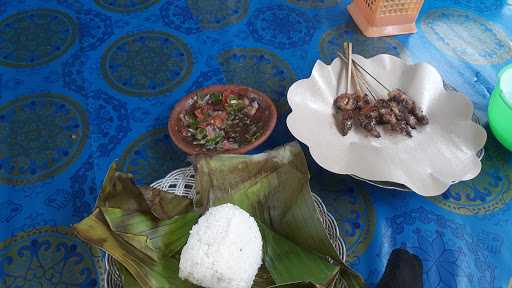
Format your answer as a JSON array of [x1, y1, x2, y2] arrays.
[[287, 54, 487, 196]]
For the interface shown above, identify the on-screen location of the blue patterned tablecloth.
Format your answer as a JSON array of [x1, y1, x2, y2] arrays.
[[1, 1, 511, 287]]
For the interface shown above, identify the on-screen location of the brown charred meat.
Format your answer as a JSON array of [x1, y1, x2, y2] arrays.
[[388, 89, 429, 127], [390, 120, 412, 137], [358, 106, 381, 138], [334, 93, 357, 111], [413, 110, 429, 126], [379, 108, 398, 126], [334, 86, 428, 138], [338, 110, 354, 136], [356, 93, 372, 110], [404, 112, 418, 129]]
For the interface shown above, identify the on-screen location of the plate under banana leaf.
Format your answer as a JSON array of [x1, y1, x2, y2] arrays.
[[73, 142, 364, 288]]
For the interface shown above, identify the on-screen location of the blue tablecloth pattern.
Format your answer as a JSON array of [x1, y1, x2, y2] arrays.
[[1, 0, 511, 287]]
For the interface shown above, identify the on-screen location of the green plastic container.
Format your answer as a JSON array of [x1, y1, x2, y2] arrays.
[[489, 64, 512, 151]]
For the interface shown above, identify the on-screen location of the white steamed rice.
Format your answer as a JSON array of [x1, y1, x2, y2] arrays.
[[179, 203, 263, 288]]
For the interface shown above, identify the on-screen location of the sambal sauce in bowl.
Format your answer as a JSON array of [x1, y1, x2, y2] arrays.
[[169, 85, 277, 155]]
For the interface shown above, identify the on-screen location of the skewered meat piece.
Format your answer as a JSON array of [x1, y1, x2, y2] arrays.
[[356, 93, 372, 110], [360, 118, 381, 138], [334, 94, 357, 135], [390, 120, 412, 137], [375, 99, 390, 108], [359, 105, 381, 138], [403, 111, 418, 129], [389, 101, 402, 120], [395, 104, 418, 129], [378, 108, 398, 126], [332, 52, 430, 138], [388, 89, 429, 127], [375, 99, 397, 125], [338, 110, 354, 136], [413, 111, 429, 126], [388, 89, 415, 110], [334, 93, 357, 111]]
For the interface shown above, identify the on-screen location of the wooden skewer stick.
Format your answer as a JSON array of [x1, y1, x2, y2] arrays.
[[349, 47, 364, 98], [344, 42, 353, 95], [337, 50, 375, 100], [352, 62, 368, 99], [336, 52, 390, 93], [355, 66, 379, 100]]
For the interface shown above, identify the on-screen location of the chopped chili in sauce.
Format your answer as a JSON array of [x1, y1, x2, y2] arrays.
[[180, 89, 266, 152]]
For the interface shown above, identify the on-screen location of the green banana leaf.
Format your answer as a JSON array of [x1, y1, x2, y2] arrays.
[[140, 186, 193, 220], [116, 232, 159, 260], [194, 142, 364, 287], [102, 208, 159, 234], [118, 261, 143, 288], [149, 212, 200, 256], [258, 223, 339, 285], [75, 164, 199, 288], [117, 257, 199, 288], [194, 142, 336, 259], [75, 143, 364, 288], [101, 207, 200, 255], [74, 209, 167, 287], [96, 163, 151, 213], [75, 208, 198, 288]]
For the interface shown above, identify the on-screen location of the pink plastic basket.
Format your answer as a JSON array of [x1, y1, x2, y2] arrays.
[[348, 0, 424, 37]]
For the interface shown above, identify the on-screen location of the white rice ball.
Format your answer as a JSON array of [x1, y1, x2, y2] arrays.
[[179, 203, 263, 288]]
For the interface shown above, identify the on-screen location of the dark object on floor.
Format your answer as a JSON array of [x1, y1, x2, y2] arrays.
[[377, 248, 423, 288]]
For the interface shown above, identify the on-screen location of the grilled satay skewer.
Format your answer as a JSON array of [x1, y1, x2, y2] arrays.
[[334, 42, 356, 136], [335, 43, 429, 138]]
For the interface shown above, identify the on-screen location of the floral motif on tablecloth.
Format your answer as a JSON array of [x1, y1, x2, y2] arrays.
[[431, 136, 512, 215], [388, 207, 497, 288], [101, 31, 193, 96], [0, 9, 77, 68], [69, 155, 97, 220], [77, 9, 113, 52], [409, 231, 465, 288], [94, 0, 160, 13], [44, 188, 72, 212], [247, 5, 316, 49], [311, 174, 376, 262], [422, 9, 512, 65], [0, 93, 88, 185], [160, 0, 249, 32], [119, 128, 188, 185], [62, 52, 89, 95], [159, 0, 202, 34], [287, 0, 338, 8], [41, 155, 97, 222], [320, 24, 409, 62], [87, 89, 131, 158], [0, 226, 104, 288], [217, 48, 296, 114]]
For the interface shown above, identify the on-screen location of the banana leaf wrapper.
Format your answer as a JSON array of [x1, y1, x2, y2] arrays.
[[74, 142, 364, 288]]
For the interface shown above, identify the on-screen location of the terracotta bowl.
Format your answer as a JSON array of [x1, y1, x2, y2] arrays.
[[169, 84, 277, 155]]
